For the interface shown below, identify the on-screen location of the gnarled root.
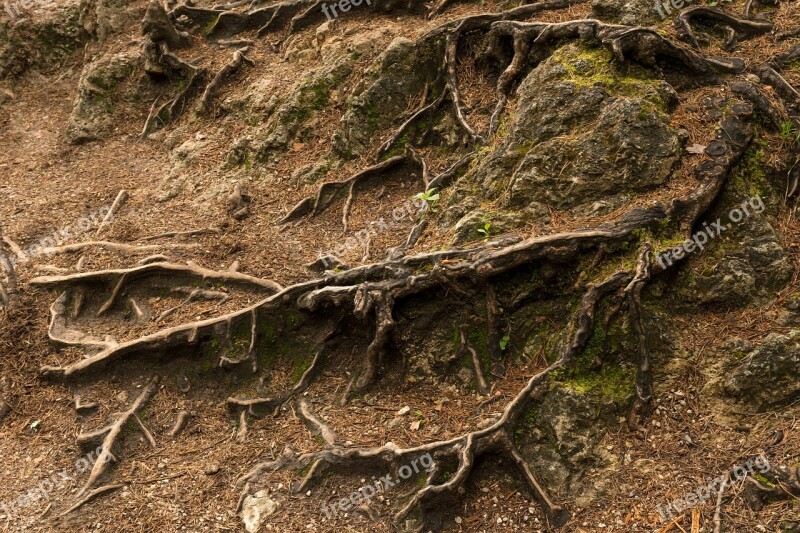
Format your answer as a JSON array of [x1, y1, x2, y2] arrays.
[[675, 6, 772, 51], [75, 377, 159, 497], [197, 46, 254, 114], [278, 154, 408, 227]]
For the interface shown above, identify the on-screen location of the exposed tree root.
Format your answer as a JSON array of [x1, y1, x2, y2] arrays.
[[40, 240, 198, 257], [713, 472, 729, 533], [731, 81, 788, 129], [675, 6, 772, 51], [138, 228, 220, 241], [444, 31, 483, 144], [156, 286, 230, 323], [743, 462, 800, 510], [197, 46, 254, 114], [75, 377, 159, 497], [296, 397, 338, 447], [756, 64, 800, 105], [95, 190, 128, 237], [37, 95, 753, 381], [75, 395, 99, 415], [454, 328, 489, 395], [58, 484, 125, 517], [143, 1, 191, 50], [240, 272, 628, 529], [377, 91, 447, 158], [278, 154, 407, 226], [31, 261, 283, 294], [626, 243, 653, 430], [140, 47, 204, 139], [170, 409, 191, 437]]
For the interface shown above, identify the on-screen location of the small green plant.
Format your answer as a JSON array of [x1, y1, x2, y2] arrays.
[[780, 121, 800, 146], [411, 188, 440, 212], [499, 334, 510, 351], [477, 222, 492, 238]]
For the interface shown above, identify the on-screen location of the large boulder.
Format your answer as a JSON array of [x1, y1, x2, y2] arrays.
[[0, 0, 86, 79], [332, 36, 439, 159], [444, 43, 682, 229], [65, 49, 142, 143], [725, 331, 800, 409], [249, 53, 355, 162], [672, 208, 792, 308]]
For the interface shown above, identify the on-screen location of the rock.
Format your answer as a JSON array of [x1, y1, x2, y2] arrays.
[[518, 385, 621, 507], [452, 209, 522, 245], [79, 0, 145, 42], [672, 208, 792, 308], [250, 53, 354, 162], [241, 490, 278, 533], [724, 331, 800, 409], [0, 89, 13, 104], [204, 463, 220, 475], [332, 36, 437, 158], [591, 0, 662, 26], [65, 49, 141, 144], [447, 43, 680, 229], [387, 417, 403, 428], [1, 0, 87, 80], [305, 255, 349, 273]]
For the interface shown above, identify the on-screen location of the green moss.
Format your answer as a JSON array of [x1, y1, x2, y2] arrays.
[[556, 364, 636, 403], [549, 311, 634, 403], [291, 353, 314, 382], [551, 45, 667, 109], [730, 134, 770, 198]]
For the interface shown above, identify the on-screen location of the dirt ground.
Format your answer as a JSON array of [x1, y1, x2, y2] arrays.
[[1, 0, 800, 531]]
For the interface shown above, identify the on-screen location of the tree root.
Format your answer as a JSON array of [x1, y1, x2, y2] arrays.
[[143, 1, 191, 50], [40, 241, 198, 257], [38, 96, 752, 379], [156, 287, 230, 323], [296, 397, 338, 447], [31, 261, 282, 294], [743, 463, 800, 510], [170, 410, 191, 437], [58, 484, 125, 517], [756, 64, 800, 106], [95, 190, 128, 237], [197, 46, 254, 114], [676, 6, 772, 51], [240, 271, 629, 529], [626, 243, 653, 430], [76, 377, 159, 497], [731, 81, 788, 129], [138, 228, 221, 241], [278, 154, 407, 226], [454, 328, 489, 394]]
